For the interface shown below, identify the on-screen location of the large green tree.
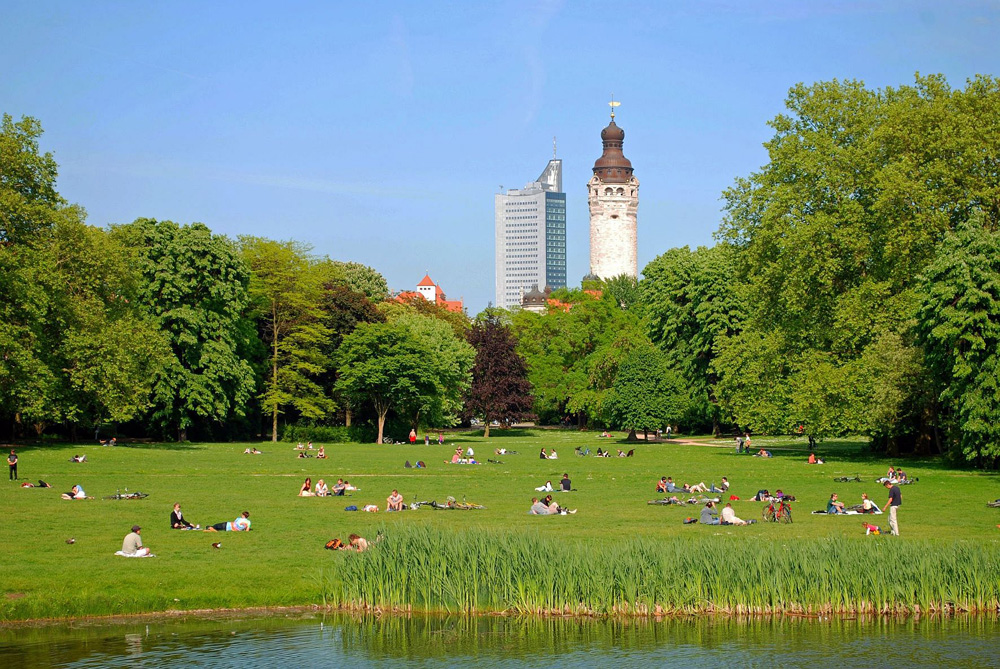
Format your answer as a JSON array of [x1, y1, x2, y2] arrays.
[[642, 244, 742, 434], [241, 237, 333, 441], [601, 346, 688, 441], [111, 219, 257, 441], [915, 217, 1000, 466], [714, 74, 1000, 444]]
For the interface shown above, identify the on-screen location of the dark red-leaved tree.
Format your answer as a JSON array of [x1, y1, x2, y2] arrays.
[[465, 310, 534, 437]]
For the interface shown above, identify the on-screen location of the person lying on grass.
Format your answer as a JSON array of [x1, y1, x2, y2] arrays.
[[344, 534, 368, 551], [298, 477, 315, 497], [386, 489, 404, 511], [827, 493, 846, 514], [755, 449, 773, 458], [721, 503, 748, 525], [243, 447, 262, 454], [205, 511, 251, 532], [61, 484, 90, 500], [535, 480, 553, 492], [170, 503, 198, 529], [544, 494, 576, 515]]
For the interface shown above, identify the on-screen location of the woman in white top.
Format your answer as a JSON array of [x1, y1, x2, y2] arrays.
[[535, 480, 553, 492], [548, 449, 558, 459], [721, 503, 746, 525]]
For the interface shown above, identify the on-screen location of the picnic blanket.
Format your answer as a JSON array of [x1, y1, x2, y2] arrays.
[[114, 551, 156, 558]]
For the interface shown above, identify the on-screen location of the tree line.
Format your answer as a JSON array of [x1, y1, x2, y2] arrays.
[[3, 72, 999, 466]]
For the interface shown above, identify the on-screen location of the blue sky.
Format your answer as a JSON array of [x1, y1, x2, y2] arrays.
[[3, 1, 999, 314]]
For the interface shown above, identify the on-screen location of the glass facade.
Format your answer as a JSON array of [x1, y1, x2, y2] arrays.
[[544, 192, 566, 289]]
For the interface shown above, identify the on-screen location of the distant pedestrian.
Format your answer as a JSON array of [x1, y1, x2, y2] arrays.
[[438, 432, 444, 445], [7, 450, 17, 481], [424, 434, 429, 446], [884, 480, 902, 536], [409, 429, 416, 443]]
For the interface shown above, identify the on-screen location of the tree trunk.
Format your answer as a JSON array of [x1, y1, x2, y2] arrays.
[[179, 426, 188, 442], [484, 422, 490, 439], [345, 408, 352, 428], [271, 300, 280, 442], [712, 415, 720, 438], [643, 427, 648, 441], [626, 428, 638, 442], [376, 409, 387, 444]]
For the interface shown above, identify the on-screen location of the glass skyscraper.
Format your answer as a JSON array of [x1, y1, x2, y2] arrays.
[[494, 158, 566, 309]]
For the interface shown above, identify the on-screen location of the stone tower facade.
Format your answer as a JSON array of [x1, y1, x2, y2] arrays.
[[588, 113, 638, 279]]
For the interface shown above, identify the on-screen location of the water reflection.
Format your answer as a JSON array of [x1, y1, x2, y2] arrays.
[[1, 612, 997, 668]]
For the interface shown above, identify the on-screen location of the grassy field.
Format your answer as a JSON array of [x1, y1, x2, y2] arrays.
[[2, 429, 999, 620]]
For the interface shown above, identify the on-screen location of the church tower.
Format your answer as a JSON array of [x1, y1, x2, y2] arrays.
[[588, 102, 638, 279]]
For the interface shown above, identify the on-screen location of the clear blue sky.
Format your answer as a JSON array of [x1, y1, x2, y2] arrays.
[[3, 1, 999, 314]]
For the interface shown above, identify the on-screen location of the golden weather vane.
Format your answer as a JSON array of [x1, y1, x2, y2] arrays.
[[609, 94, 621, 119]]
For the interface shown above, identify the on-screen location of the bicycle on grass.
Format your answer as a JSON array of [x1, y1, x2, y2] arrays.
[[762, 498, 792, 523]]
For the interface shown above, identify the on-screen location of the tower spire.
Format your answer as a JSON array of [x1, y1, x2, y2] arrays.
[[553, 136, 557, 159], [609, 94, 620, 120]]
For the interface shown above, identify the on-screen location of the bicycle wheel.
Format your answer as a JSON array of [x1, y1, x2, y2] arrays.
[[761, 506, 775, 522], [779, 506, 793, 523]]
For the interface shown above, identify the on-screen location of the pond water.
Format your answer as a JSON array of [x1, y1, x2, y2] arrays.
[[1, 612, 997, 668]]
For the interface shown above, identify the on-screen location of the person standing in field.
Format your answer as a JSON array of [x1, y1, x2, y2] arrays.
[[884, 480, 902, 535], [8, 450, 17, 481], [409, 429, 416, 443]]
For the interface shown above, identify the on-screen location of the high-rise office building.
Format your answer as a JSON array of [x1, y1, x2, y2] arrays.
[[494, 156, 566, 309], [588, 106, 638, 279]]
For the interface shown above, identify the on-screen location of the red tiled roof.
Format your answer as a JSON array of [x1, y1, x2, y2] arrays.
[[417, 274, 436, 287]]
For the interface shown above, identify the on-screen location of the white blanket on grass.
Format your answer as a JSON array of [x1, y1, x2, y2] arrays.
[[114, 551, 156, 558]]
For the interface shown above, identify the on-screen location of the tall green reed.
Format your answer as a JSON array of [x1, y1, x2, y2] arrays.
[[325, 526, 1000, 616]]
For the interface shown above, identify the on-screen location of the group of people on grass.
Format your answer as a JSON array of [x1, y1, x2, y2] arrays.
[[535, 474, 572, 493], [298, 477, 353, 497], [656, 476, 729, 495], [528, 495, 576, 515], [538, 448, 558, 459], [699, 500, 751, 526]]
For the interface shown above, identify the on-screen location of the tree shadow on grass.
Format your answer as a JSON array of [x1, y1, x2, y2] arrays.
[[5, 441, 203, 453]]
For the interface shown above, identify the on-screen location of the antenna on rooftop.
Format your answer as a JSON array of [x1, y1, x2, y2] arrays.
[[553, 136, 557, 159]]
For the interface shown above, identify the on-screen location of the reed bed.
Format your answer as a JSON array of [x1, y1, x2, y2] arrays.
[[326, 526, 1000, 616]]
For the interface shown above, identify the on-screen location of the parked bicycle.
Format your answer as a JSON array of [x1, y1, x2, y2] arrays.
[[832, 475, 863, 483], [762, 498, 792, 523], [103, 489, 149, 500]]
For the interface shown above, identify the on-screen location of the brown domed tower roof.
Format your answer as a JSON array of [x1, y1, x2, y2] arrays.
[[593, 118, 633, 184]]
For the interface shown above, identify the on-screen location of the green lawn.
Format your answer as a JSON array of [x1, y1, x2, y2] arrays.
[[2, 429, 998, 620]]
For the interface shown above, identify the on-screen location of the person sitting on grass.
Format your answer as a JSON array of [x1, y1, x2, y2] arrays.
[[656, 477, 668, 493], [560, 473, 572, 492], [548, 449, 559, 460], [596, 448, 605, 457], [700, 501, 720, 525], [616, 449, 626, 457], [332, 479, 347, 496], [316, 446, 326, 459], [61, 484, 89, 500], [386, 489, 404, 511], [121, 525, 151, 557], [827, 493, 846, 514], [206, 511, 251, 532], [535, 480, 553, 492], [298, 477, 315, 497], [315, 479, 329, 497], [539, 448, 548, 459], [721, 502, 747, 525], [529, 497, 550, 515], [170, 503, 198, 529], [861, 492, 878, 514]]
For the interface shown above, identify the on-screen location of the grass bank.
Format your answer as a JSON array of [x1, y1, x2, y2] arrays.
[[2, 430, 999, 621]]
